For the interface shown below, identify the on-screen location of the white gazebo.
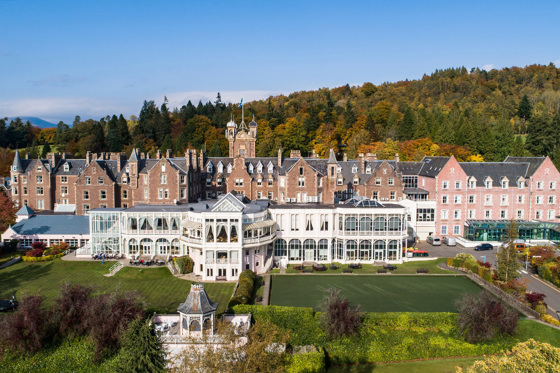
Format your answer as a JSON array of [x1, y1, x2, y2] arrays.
[[177, 283, 217, 336]]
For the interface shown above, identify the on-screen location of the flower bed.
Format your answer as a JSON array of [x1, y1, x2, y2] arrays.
[[22, 252, 65, 262]]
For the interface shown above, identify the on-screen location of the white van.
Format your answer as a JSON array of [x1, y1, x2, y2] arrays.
[[442, 236, 457, 246], [427, 236, 442, 246]]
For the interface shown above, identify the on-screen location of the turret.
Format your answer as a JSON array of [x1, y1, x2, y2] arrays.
[[11, 150, 24, 173], [327, 149, 337, 179]]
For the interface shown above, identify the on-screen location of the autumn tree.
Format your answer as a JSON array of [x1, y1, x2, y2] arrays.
[[497, 220, 522, 282], [0, 189, 18, 233], [318, 288, 362, 339]]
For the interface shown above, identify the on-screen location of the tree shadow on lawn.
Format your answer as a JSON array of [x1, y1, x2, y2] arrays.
[[0, 262, 54, 297]]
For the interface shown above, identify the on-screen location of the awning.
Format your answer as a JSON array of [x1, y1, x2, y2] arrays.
[[243, 220, 275, 230], [182, 220, 202, 230]]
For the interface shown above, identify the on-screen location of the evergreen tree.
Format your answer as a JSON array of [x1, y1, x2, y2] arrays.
[[397, 107, 415, 141], [526, 113, 553, 156], [157, 98, 171, 145], [208, 140, 222, 157], [413, 116, 429, 139], [517, 95, 532, 122], [29, 139, 39, 159], [493, 120, 515, 161], [160, 135, 174, 154], [55, 121, 70, 146], [41, 142, 51, 158], [116, 114, 131, 146], [174, 132, 189, 154], [117, 318, 166, 373], [511, 135, 526, 157], [0, 118, 6, 148], [344, 100, 356, 129]]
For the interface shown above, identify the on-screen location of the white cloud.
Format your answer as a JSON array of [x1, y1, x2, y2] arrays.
[[554, 59, 560, 67], [482, 64, 495, 71]]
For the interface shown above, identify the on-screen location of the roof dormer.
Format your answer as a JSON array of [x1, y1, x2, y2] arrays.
[[217, 161, 224, 174]]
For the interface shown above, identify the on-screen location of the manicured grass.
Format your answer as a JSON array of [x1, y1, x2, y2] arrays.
[[270, 258, 453, 275], [515, 319, 560, 346], [0, 259, 234, 314], [327, 357, 479, 372], [270, 275, 481, 312]]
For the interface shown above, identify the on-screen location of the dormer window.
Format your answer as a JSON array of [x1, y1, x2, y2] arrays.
[[485, 180, 492, 189], [122, 176, 128, 184], [207, 163, 213, 173], [11, 165, 17, 171], [217, 162, 224, 174], [257, 162, 263, 174], [268, 163, 273, 173], [63, 163, 70, 172], [365, 166, 371, 174], [337, 166, 342, 173], [126, 165, 130, 173], [352, 166, 357, 174], [248, 164, 253, 174], [227, 163, 232, 173], [502, 180, 508, 189], [469, 179, 476, 189], [353, 176, 359, 185]]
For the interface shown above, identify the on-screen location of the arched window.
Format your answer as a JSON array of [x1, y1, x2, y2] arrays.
[[206, 225, 214, 242], [274, 239, 287, 257], [217, 225, 228, 242], [171, 239, 180, 255], [156, 238, 170, 255], [360, 216, 372, 232], [388, 217, 401, 232], [140, 217, 153, 231], [346, 240, 357, 261], [230, 225, 238, 242], [374, 217, 387, 232], [303, 239, 316, 262], [359, 240, 371, 260], [318, 239, 329, 261], [140, 238, 153, 255], [345, 216, 358, 232], [190, 319, 201, 332], [128, 239, 138, 255], [288, 239, 302, 261], [374, 240, 385, 261], [155, 218, 169, 231], [388, 240, 399, 261]]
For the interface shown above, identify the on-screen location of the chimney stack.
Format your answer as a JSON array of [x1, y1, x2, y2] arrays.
[[166, 149, 172, 159], [277, 147, 283, 167], [156, 150, 161, 159], [185, 149, 191, 169], [395, 153, 400, 163], [343, 153, 348, 162], [86, 151, 92, 165], [290, 150, 301, 158], [359, 153, 365, 173]]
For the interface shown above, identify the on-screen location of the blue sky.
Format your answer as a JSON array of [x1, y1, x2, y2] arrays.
[[1, 0, 559, 124]]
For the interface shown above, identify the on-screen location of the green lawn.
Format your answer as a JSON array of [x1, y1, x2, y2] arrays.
[[270, 258, 453, 275], [0, 259, 234, 314], [328, 357, 479, 372], [270, 275, 481, 312]]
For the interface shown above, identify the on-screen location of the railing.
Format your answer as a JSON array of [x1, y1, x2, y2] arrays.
[[76, 244, 92, 256], [160, 334, 224, 344], [108, 262, 124, 276]]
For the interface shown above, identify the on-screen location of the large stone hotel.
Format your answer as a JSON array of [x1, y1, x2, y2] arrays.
[[4, 117, 560, 280]]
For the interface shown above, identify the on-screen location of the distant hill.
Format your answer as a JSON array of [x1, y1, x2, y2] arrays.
[[7, 117, 57, 128]]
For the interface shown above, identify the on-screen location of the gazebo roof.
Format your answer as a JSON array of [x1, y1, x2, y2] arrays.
[[177, 283, 217, 315]]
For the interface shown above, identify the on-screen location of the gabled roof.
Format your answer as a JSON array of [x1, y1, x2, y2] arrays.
[[417, 157, 450, 177], [211, 192, 246, 212], [503, 156, 546, 177], [128, 148, 139, 162], [459, 162, 530, 187], [328, 149, 337, 164], [11, 215, 89, 235], [177, 283, 217, 315]]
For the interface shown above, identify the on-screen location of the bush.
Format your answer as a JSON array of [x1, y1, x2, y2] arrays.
[[22, 252, 65, 262], [455, 291, 519, 343], [526, 292, 546, 308], [173, 255, 193, 274], [228, 270, 257, 308], [31, 241, 47, 251], [318, 288, 361, 339], [287, 347, 326, 373], [446, 257, 454, 267], [477, 260, 491, 268], [541, 314, 560, 327], [25, 248, 44, 257], [52, 284, 93, 338], [535, 304, 547, 316], [454, 253, 478, 269], [459, 339, 560, 373]]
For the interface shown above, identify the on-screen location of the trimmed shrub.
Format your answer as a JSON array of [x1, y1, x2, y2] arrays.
[[541, 314, 560, 327], [535, 304, 547, 316], [446, 257, 454, 267], [22, 252, 65, 262], [228, 270, 257, 308], [454, 253, 478, 269], [173, 255, 193, 274], [287, 347, 326, 373]]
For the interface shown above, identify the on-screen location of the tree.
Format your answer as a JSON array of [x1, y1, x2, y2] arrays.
[[53, 283, 92, 338], [160, 135, 174, 155], [0, 189, 18, 233], [517, 94, 532, 122], [497, 220, 522, 282], [397, 107, 415, 141], [170, 320, 289, 373], [117, 318, 166, 373], [455, 291, 518, 343], [318, 288, 361, 339], [208, 140, 222, 157], [458, 339, 560, 373]]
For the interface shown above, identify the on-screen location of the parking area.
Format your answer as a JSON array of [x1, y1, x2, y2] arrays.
[[416, 241, 498, 267]]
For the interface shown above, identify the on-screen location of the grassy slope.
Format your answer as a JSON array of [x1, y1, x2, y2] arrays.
[[327, 357, 478, 372], [0, 259, 234, 314], [270, 275, 481, 312]]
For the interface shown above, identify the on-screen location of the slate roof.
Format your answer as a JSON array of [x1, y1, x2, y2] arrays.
[[398, 161, 424, 175], [417, 157, 450, 177], [10, 215, 90, 235], [54, 159, 87, 176], [459, 162, 530, 187], [177, 284, 217, 315], [503, 156, 546, 177], [12, 150, 24, 172]]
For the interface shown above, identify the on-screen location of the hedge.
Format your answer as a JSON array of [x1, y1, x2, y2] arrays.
[[21, 252, 65, 262], [228, 270, 257, 308], [231, 305, 520, 365], [286, 347, 326, 373], [173, 256, 193, 274]]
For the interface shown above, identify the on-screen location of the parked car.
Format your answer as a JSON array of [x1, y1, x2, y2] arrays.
[[427, 236, 442, 246], [474, 243, 494, 251], [442, 236, 457, 246]]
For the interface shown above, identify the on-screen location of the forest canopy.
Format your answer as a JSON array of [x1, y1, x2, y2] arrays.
[[2, 64, 560, 177]]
